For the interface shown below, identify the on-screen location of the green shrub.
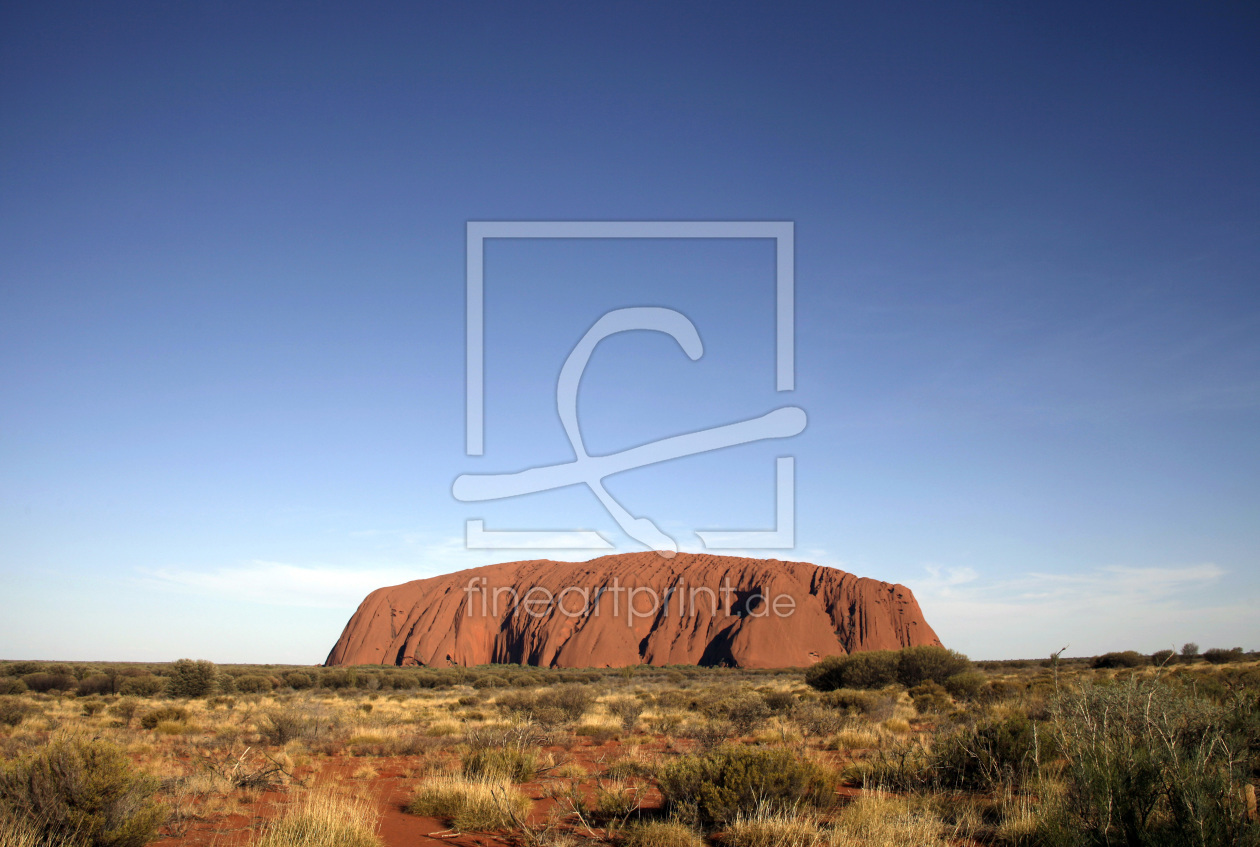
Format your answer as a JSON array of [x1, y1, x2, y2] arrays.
[[819, 688, 879, 715], [284, 672, 313, 690], [895, 645, 971, 688], [931, 711, 1049, 790], [258, 708, 316, 745], [942, 671, 986, 700], [495, 684, 592, 727], [139, 705, 187, 730], [1090, 650, 1147, 669], [108, 699, 140, 728], [607, 696, 646, 732], [1042, 675, 1260, 847], [723, 693, 773, 735], [908, 681, 951, 714], [805, 646, 969, 691], [76, 676, 116, 697], [1151, 649, 1176, 666], [0, 697, 37, 728], [657, 745, 834, 828], [21, 673, 77, 693], [165, 659, 217, 697], [0, 678, 27, 696], [1202, 647, 1246, 665], [0, 735, 166, 847], [232, 674, 274, 694], [117, 676, 164, 697], [806, 651, 897, 690]]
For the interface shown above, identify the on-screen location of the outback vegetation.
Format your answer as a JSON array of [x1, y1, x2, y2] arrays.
[[0, 646, 1256, 847]]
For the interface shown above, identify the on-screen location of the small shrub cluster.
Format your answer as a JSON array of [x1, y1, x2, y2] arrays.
[[805, 646, 970, 692], [0, 697, 38, 728], [1202, 647, 1247, 665], [931, 711, 1050, 790], [21, 672, 77, 693], [165, 658, 218, 697], [0, 734, 166, 847], [139, 705, 188, 730], [1041, 674, 1260, 847], [495, 684, 593, 727], [1090, 650, 1147, 669], [658, 745, 835, 828]]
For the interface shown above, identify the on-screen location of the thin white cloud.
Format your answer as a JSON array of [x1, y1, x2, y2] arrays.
[[139, 535, 626, 609], [139, 561, 424, 608], [906, 561, 1256, 660]]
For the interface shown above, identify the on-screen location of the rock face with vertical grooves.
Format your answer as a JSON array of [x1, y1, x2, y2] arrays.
[[325, 552, 941, 669]]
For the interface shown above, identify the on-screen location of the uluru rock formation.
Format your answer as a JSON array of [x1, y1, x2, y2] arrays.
[[327, 553, 940, 669]]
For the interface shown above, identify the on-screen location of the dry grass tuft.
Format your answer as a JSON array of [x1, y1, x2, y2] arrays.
[[406, 774, 529, 831], [622, 819, 706, 847], [723, 807, 823, 846], [251, 788, 382, 847], [826, 794, 946, 847]]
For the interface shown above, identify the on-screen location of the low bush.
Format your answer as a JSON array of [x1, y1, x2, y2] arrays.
[[496, 684, 593, 727], [139, 705, 188, 730], [1202, 647, 1246, 665], [0, 678, 27, 696], [806, 646, 970, 691], [908, 681, 951, 714], [591, 780, 640, 822], [165, 659, 217, 697], [658, 745, 834, 828], [21, 673, 77, 694], [1042, 674, 1260, 847], [258, 708, 316, 745], [819, 689, 879, 715], [931, 711, 1050, 790], [0, 697, 37, 728], [606, 696, 645, 732], [0, 734, 166, 847], [1090, 650, 1147, 669], [108, 699, 140, 728], [76, 675, 115, 697], [117, 676, 165, 697], [284, 672, 313, 690], [942, 671, 986, 700], [233, 675, 274, 694]]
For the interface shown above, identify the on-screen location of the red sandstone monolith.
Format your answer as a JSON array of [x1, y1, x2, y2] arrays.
[[326, 552, 940, 669]]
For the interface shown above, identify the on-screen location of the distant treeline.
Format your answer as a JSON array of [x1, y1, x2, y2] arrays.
[[0, 644, 1253, 699], [0, 658, 796, 698]]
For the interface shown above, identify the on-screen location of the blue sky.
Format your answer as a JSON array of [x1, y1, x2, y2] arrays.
[[2, 2, 1257, 663]]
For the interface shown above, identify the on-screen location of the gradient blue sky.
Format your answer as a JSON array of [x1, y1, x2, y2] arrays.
[[2, 2, 1257, 663]]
